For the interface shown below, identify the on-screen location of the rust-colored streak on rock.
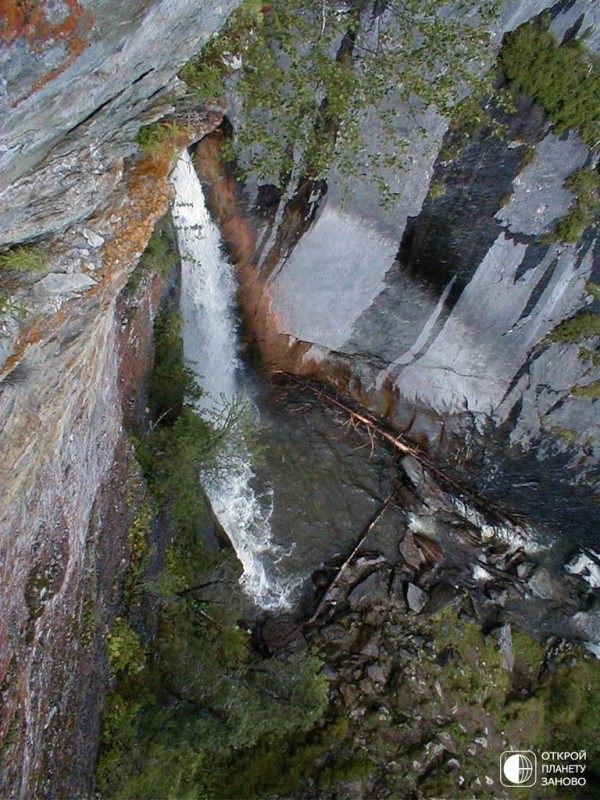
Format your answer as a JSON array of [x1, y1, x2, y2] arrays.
[[1, 0, 91, 51], [2, 0, 93, 99], [192, 134, 363, 392]]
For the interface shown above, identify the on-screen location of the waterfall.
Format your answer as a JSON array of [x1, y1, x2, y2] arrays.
[[171, 149, 292, 610]]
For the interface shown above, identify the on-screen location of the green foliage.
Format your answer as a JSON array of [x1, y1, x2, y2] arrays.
[[107, 617, 145, 677], [148, 310, 203, 425], [136, 120, 191, 162], [428, 179, 446, 201], [549, 311, 600, 343], [587, 282, 600, 301], [122, 500, 153, 611], [182, 0, 502, 189], [552, 426, 579, 443], [0, 295, 27, 320], [0, 245, 47, 273], [97, 527, 329, 798], [220, 716, 351, 799], [554, 168, 600, 244], [178, 3, 263, 103], [98, 294, 329, 799], [547, 655, 600, 763], [500, 22, 600, 147], [125, 213, 179, 295], [520, 144, 536, 166]]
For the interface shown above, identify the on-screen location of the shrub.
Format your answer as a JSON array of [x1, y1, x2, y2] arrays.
[[148, 310, 202, 424], [554, 168, 600, 243], [0, 295, 27, 319], [500, 23, 600, 147], [0, 245, 47, 273], [181, 0, 504, 190], [124, 213, 180, 295], [107, 617, 145, 676], [136, 120, 191, 163]]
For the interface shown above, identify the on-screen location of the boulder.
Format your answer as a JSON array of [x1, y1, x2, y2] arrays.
[[406, 582, 429, 613]]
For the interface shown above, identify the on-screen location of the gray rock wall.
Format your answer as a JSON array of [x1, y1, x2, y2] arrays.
[[263, 0, 600, 526], [0, 0, 238, 246], [0, 1, 238, 796]]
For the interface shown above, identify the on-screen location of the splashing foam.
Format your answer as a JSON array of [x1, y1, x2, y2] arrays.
[[171, 149, 295, 609]]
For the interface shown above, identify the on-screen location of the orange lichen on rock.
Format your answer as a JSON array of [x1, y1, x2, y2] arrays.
[[2, 0, 93, 99], [1, 0, 90, 51], [0, 112, 225, 384]]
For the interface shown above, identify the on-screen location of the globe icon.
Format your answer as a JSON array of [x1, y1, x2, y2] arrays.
[[503, 752, 535, 785]]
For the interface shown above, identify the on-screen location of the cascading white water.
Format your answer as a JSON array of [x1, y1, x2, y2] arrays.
[[171, 149, 294, 610]]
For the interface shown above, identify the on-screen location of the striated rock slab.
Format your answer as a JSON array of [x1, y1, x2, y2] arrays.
[[0, 0, 238, 247]]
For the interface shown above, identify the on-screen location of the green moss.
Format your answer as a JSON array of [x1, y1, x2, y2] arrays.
[[578, 346, 600, 369], [428, 179, 446, 201], [549, 312, 600, 343], [552, 427, 579, 443], [500, 23, 600, 147], [586, 282, 600, 301], [571, 379, 600, 399], [520, 145, 536, 166]]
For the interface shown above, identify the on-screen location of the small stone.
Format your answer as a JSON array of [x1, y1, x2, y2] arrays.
[[366, 663, 389, 686], [446, 758, 460, 771], [406, 582, 428, 613], [36, 272, 96, 295], [414, 533, 443, 563], [528, 566, 555, 599], [492, 624, 514, 672], [82, 227, 105, 248], [360, 640, 380, 659], [399, 531, 424, 570], [475, 736, 488, 748], [321, 664, 338, 682]]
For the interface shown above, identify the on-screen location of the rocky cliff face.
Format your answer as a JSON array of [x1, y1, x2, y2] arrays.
[[0, 0, 235, 246], [246, 0, 599, 538], [0, 2, 236, 797]]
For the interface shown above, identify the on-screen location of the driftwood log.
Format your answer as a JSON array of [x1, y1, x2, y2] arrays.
[[272, 371, 523, 529], [304, 491, 397, 628]]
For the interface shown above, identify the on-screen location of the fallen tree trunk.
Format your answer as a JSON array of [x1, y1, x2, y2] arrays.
[[273, 371, 523, 530], [304, 491, 397, 628]]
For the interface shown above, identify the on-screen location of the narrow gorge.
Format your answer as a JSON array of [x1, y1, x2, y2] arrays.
[[0, 1, 599, 798]]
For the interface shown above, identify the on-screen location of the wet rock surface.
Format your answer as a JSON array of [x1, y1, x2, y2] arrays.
[[255, 448, 600, 799], [233, 0, 600, 543]]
